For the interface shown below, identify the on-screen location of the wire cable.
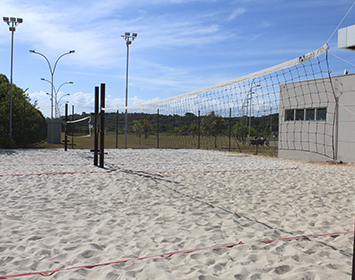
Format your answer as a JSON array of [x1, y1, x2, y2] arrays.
[[326, 0, 355, 44]]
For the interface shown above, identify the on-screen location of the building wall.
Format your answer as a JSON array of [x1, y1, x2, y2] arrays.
[[278, 74, 355, 163], [334, 75, 355, 162], [47, 121, 62, 144]]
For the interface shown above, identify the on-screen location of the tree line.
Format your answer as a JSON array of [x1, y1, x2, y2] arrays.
[[70, 110, 279, 147], [0, 74, 46, 148]]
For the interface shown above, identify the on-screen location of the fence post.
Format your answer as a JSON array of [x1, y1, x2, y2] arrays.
[[229, 108, 232, 151], [157, 109, 160, 149], [23, 101, 26, 147], [116, 110, 119, 148], [198, 110, 201, 149]]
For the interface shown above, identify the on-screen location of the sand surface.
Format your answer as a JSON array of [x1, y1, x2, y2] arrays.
[[0, 148, 354, 279]]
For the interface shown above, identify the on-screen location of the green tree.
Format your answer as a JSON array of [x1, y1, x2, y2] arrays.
[[201, 111, 227, 148], [232, 122, 248, 144], [0, 74, 46, 147], [189, 122, 198, 138], [132, 119, 151, 140]]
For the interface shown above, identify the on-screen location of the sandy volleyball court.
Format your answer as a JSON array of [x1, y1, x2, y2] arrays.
[[0, 149, 354, 279]]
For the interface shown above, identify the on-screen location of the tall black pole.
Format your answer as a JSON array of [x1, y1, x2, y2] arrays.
[[100, 83, 105, 168], [94, 86, 99, 166]]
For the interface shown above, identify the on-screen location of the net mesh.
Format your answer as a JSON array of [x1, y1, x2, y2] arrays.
[[66, 116, 92, 137], [103, 44, 337, 158]]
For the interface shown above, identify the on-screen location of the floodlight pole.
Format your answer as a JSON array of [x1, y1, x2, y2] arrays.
[[3, 17, 22, 141], [121, 32, 137, 149], [29, 50, 75, 143]]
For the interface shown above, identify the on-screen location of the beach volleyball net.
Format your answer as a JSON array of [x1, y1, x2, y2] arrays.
[[66, 116, 92, 138], [104, 44, 337, 158]]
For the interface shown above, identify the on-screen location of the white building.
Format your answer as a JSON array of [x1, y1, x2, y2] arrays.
[[278, 73, 355, 163]]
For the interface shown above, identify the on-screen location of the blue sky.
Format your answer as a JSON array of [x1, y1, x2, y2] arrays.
[[1, 0, 355, 118]]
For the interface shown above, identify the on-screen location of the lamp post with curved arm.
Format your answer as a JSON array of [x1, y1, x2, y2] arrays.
[[41, 79, 73, 118], [29, 50, 75, 143], [58, 94, 70, 116]]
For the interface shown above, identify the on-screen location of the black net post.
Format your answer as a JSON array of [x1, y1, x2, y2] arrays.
[[100, 83, 105, 168], [94, 86, 99, 166]]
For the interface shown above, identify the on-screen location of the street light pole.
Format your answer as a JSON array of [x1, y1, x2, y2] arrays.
[[41, 79, 73, 118], [29, 50, 75, 143], [121, 32, 137, 149], [58, 94, 70, 116], [3, 17, 22, 141], [55, 82, 73, 118]]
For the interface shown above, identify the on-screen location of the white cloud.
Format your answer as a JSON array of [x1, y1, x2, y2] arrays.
[[259, 21, 272, 28], [228, 7, 246, 21]]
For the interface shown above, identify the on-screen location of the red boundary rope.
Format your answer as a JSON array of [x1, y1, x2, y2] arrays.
[[0, 231, 352, 279], [0, 170, 112, 177]]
